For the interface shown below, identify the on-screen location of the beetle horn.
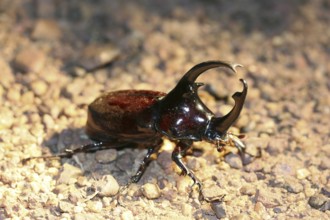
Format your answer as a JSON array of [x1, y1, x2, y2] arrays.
[[180, 61, 242, 85], [213, 79, 248, 134]]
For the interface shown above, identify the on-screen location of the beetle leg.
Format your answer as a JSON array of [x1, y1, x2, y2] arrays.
[[22, 141, 128, 163], [130, 139, 163, 183], [172, 140, 202, 190], [227, 133, 262, 165]]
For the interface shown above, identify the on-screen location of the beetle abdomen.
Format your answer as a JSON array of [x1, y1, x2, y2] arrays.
[[86, 90, 165, 142]]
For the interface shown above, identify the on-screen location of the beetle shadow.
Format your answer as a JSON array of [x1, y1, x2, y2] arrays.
[[41, 128, 87, 156], [40, 127, 151, 185]]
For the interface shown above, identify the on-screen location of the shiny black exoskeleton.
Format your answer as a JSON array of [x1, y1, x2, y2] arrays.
[[24, 61, 249, 198]]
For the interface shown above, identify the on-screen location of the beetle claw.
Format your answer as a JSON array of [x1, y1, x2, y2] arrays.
[[199, 192, 225, 203], [190, 175, 202, 190], [115, 185, 129, 207]]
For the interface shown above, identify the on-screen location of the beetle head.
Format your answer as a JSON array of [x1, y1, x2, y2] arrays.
[[156, 61, 247, 143], [177, 61, 248, 138]]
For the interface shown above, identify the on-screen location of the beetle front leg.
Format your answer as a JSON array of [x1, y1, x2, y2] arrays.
[[130, 139, 163, 183], [227, 133, 262, 165], [172, 140, 202, 190]]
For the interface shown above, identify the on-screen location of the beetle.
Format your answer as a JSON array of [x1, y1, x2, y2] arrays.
[[24, 60, 250, 198]]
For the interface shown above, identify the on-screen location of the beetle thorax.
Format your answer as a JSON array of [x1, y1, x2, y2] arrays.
[[155, 86, 214, 141]]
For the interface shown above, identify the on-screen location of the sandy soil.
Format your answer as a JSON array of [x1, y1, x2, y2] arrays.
[[0, 0, 329, 219]]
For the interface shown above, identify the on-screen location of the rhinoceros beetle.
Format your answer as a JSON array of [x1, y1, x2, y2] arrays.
[[24, 60, 250, 199]]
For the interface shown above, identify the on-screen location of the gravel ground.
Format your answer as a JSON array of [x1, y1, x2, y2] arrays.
[[0, 0, 329, 219]]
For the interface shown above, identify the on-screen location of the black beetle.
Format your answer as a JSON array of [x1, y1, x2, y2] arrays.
[[24, 60, 249, 198]]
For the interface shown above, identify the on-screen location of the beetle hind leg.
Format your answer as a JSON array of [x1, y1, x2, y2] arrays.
[[22, 141, 127, 163]]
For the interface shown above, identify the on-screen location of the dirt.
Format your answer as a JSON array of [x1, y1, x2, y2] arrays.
[[0, 0, 329, 219]]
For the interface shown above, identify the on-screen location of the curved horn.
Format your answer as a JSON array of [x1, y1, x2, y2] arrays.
[[214, 79, 248, 134], [180, 61, 242, 85]]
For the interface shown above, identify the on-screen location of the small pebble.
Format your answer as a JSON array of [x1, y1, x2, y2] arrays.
[[0, 58, 14, 87], [0, 108, 14, 129], [32, 19, 62, 41], [31, 80, 48, 96], [320, 201, 330, 211], [266, 137, 287, 155], [157, 150, 173, 171], [228, 178, 242, 188], [43, 114, 55, 130], [176, 177, 192, 194], [126, 183, 141, 197], [272, 163, 295, 176], [7, 87, 21, 102], [69, 187, 83, 203], [47, 167, 59, 176], [54, 184, 70, 195], [202, 185, 227, 200], [29, 181, 41, 194], [121, 210, 134, 220], [224, 153, 243, 169], [296, 168, 311, 179], [73, 205, 84, 213], [87, 200, 103, 213], [231, 213, 251, 220], [254, 201, 266, 214], [57, 163, 82, 185], [0, 85, 3, 100], [102, 197, 112, 207], [211, 202, 226, 219], [76, 176, 90, 187], [242, 172, 258, 183], [187, 157, 203, 172], [256, 189, 281, 208], [181, 203, 193, 216], [304, 186, 317, 197], [58, 201, 74, 213], [95, 175, 120, 197], [13, 48, 46, 73], [95, 149, 117, 164], [319, 158, 330, 170], [78, 43, 119, 71], [321, 187, 330, 197], [240, 185, 256, 196], [308, 194, 328, 210], [273, 207, 282, 213], [141, 183, 161, 199], [75, 213, 101, 220], [64, 78, 85, 98], [285, 177, 303, 193], [21, 91, 35, 105], [63, 104, 77, 117], [115, 153, 133, 171]]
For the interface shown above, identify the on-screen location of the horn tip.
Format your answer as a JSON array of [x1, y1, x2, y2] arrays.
[[239, 78, 247, 85], [231, 63, 243, 73]]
